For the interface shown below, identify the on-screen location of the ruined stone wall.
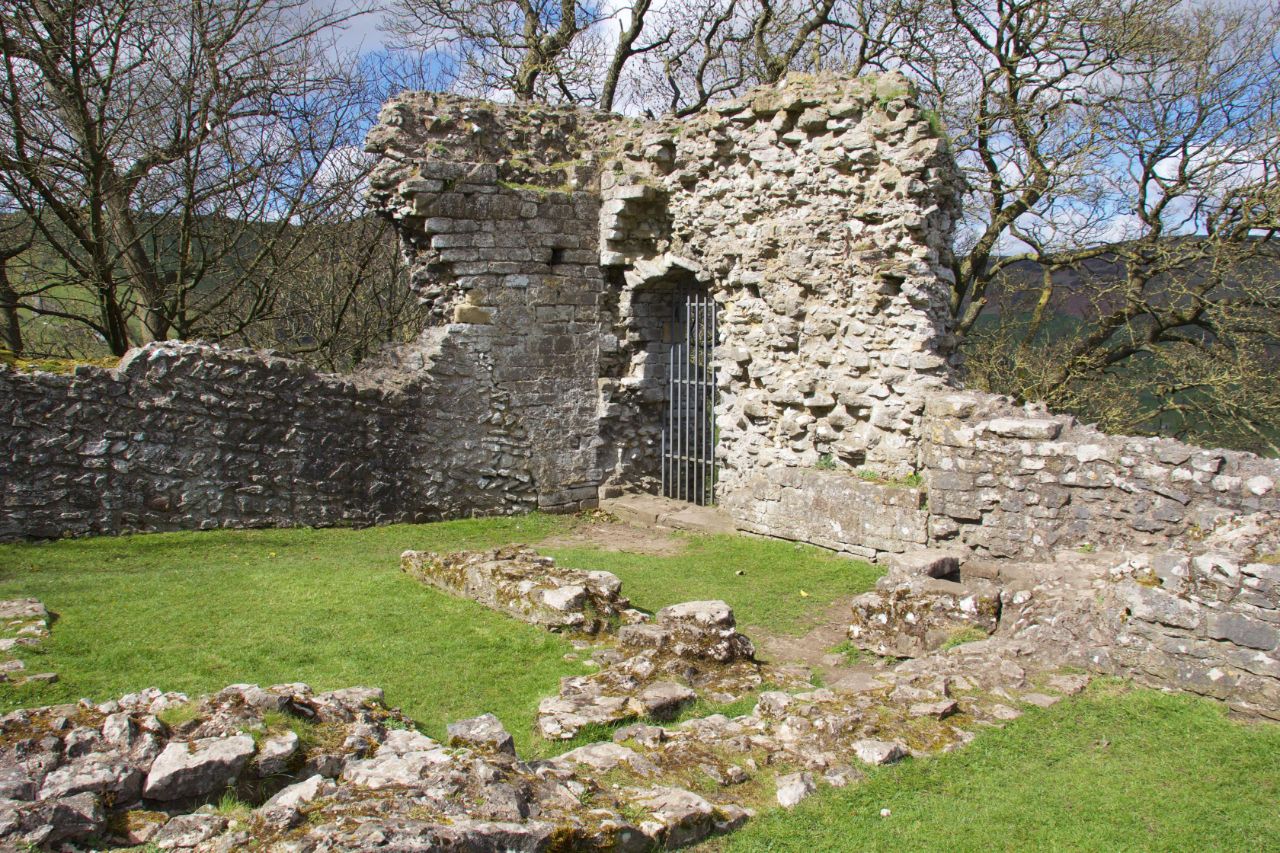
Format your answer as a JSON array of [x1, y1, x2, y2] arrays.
[[594, 75, 962, 519], [730, 467, 928, 559], [365, 93, 622, 511], [1104, 516, 1280, 719], [0, 336, 532, 539], [922, 391, 1280, 557]]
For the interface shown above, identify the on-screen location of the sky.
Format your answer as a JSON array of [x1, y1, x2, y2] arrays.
[[324, 1, 388, 54]]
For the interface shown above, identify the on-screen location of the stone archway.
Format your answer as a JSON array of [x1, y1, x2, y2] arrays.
[[597, 255, 718, 502]]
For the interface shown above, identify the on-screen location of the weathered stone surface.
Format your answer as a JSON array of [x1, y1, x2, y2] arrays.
[[551, 742, 640, 773], [775, 772, 817, 808], [0, 598, 55, 686], [14, 792, 104, 846], [852, 739, 907, 765], [254, 730, 299, 777], [849, 578, 1000, 657], [984, 418, 1062, 440], [537, 692, 632, 740], [1090, 514, 1280, 718], [39, 755, 142, 802], [447, 712, 516, 755], [143, 735, 256, 801], [154, 813, 228, 849], [628, 681, 697, 720], [401, 546, 630, 633], [909, 699, 958, 719], [629, 787, 717, 848], [619, 600, 755, 663], [891, 550, 965, 579], [341, 731, 452, 790], [257, 773, 330, 829], [536, 591, 791, 740]]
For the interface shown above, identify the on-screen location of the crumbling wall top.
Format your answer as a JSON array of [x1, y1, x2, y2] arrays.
[[366, 91, 633, 198]]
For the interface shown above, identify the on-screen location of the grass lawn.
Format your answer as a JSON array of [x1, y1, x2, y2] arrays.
[[703, 680, 1280, 852], [3, 517, 1276, 850], [0, 515, 876, 753], [0, 515, 584, 752], [545, 534, 880, 636]]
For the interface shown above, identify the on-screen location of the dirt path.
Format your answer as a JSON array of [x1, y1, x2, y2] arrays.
[[749, 595, 893, 693], [541, 514, 889, 690], [537, 514, 692, 557]]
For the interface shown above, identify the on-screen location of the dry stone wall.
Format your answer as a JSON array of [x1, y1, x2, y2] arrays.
[[921, 392, 1280, 558], [1103, 514, 1280, 718], [0, 336, 540, 539], [730, 467, 928, 559]]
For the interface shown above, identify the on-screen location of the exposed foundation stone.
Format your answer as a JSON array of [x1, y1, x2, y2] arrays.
[[400, 546, 634, 633]]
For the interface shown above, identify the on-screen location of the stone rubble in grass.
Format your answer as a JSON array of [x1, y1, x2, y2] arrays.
[[0, 599, 57, 686], [535, 596, 787, 740], [847, 554, 1002, 658], [400, 545, 639, 633], [0, 574, 1096, 851], [852, 739, 907, 766], [775, 772, 816, 808], [12, 510, 1279, 850]]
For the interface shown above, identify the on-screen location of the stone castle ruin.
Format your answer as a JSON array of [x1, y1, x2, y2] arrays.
[[1, 73, 1279, 849], [2, 74, 1279, 719]]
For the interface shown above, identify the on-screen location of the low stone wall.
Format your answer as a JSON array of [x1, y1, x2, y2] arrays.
[[0, 337, 539, 540], [1103, 516, 1280, 719], [400, 546, 636, 633], [922, 392, 1280, 557], [724, 467, 928, 559]]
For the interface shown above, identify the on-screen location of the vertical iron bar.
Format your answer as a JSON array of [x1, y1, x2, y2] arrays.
[[668, 320, 674, 500], [710, 298, 717, 504], [670, 298, 680, 499], [700, 295, 708, 505], [660, 414, 666, 499], [677, 291, 686, 503], [682, 291, 690, 503], [695, 296, 703, 505]]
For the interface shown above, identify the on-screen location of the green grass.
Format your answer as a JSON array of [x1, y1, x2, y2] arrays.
[[704, 681, 1280, 852], [0, 516, 581, 752], [827, 639, 893, 665], [939, 626, 990, 650], [0, 515, 871, 753], [544, 534, 881, 636]]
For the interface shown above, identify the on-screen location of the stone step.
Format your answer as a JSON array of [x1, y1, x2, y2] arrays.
[[601, 493, 739, 536]]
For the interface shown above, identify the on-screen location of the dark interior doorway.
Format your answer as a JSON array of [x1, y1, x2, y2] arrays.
[[661, 284, 717, 505]]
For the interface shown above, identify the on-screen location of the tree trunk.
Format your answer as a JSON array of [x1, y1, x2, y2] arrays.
[[104, 187, 170, 342], [0, 261, 22, 356]]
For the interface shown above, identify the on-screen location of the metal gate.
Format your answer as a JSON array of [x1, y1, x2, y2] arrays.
[[661, 286, 717, 505]]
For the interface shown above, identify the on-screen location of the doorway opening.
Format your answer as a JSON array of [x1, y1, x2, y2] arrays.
[[661, 284, 717, 505]]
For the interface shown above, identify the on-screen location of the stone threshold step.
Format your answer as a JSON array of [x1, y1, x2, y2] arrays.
[[600, 493, 739, 536]]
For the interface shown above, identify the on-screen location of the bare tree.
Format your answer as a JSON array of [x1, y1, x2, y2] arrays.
[[901, 0, 1280, 448], [380, 0, 897, 113], [239, 214, 430, 371], [633, 0, 908, 115], [0, 0, 374, 355], [382, 0, 610, 103]]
